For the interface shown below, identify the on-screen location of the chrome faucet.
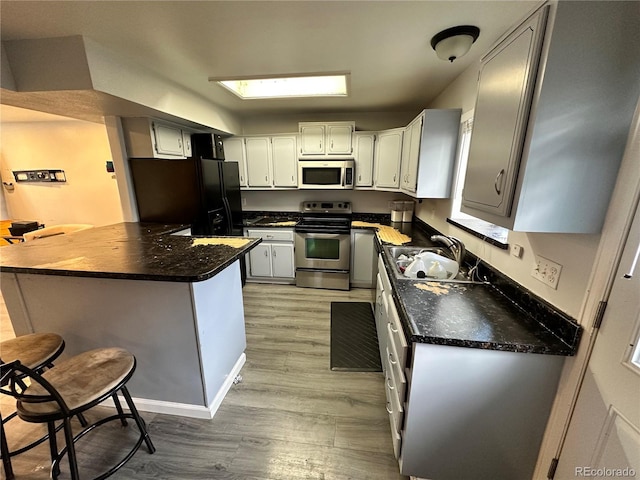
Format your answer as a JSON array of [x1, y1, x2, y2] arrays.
[[430, 235, 466, 266]]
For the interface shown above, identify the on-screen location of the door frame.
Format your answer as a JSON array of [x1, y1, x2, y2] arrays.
[[533, 97, 640, 478]]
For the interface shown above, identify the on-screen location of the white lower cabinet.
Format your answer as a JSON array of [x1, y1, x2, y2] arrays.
[[245, 229, 295, 283], [375, 253, 566, 479], [350, 230, 376, 288]]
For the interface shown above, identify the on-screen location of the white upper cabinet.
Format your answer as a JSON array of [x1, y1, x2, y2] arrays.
[[299, 124, 325, 155], [400, 109, 461, 198], [181, 131, 193, 158], [374, 128, 404, 190], [121, 118, 192, 159], [299, 122, 354, 157], [222, 137, 248, 187], [245, 137, 272, 187], [353, 132, 376, 187], [271, 135, 298, 187], [154, 122, 185, 157], [462, 2, 640, 233], [232, 135, 298, 189], [326, 124, 354, 155]]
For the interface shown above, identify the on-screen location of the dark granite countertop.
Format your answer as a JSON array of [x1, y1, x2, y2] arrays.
[[377, 219, 580, 355], [0, 222, 261, 283], [241, 211, 580, 355]]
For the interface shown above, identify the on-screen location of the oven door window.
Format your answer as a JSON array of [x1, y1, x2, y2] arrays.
[[305, 237, 341, 260], [302, 167, 341, 186]]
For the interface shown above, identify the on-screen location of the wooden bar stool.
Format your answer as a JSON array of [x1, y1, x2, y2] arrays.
[[1, 347, 155, 480], [0, 333, 65, 479]]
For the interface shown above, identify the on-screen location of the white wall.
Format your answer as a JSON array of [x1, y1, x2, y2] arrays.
[[0, 116, 124, 227], [243, 189, 410, 214], [420, 64, 601, 319]]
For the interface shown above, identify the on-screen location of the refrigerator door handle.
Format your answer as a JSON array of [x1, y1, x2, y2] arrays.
[[222, 196, 233, 235]]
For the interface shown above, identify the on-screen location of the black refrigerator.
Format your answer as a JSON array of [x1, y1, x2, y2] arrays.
[[129, 140, 243, 236]]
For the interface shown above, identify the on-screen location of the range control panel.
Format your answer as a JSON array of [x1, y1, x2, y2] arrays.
[[301, 201, 352, 215]]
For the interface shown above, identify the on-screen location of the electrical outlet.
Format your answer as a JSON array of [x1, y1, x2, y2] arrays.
[[511, 244, 524, 258], [531, 255, 562, 289]]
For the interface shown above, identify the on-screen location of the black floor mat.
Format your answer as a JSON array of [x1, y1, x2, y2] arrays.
[[330, 302, 382, 372]]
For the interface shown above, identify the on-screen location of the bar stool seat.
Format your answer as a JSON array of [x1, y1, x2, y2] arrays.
[[0, 333, 64, 370], [18, 348, 134, 419], [1, 333, 65, 480], [3, 347, 155, 480]]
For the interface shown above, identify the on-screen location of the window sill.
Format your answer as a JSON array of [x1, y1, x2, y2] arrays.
[[447, 217, 509, 250]]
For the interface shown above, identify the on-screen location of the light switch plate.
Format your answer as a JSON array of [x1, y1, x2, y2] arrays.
[[531, 255, 562, 289]]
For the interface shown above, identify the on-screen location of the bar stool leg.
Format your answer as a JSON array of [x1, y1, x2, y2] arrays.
[[121, 387, 155, 454], [1, 416, 15, 480], [47, 421, 60, 478], [62, 417, 80, 480], [112, 393, 128, 427]]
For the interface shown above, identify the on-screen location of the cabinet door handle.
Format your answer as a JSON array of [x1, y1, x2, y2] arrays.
[[494, 169, 505, 195], [393, 174, 396, 182], [386, 377, 395, 390], [389, 352, 397, 365], [388, 321, 398, 334], [386, 402, 393, 414], [264, 250, 268, 257], [273, 250, 277, 257], [265, 175, 269, 182]]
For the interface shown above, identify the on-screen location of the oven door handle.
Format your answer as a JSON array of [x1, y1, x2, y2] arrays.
[[295, 267, 350, 274], [294, 228, 351, 235]]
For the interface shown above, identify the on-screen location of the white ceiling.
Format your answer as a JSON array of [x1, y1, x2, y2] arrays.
[[0, 0, 540, 122]]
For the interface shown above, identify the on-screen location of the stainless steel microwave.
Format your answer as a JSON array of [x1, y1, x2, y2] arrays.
[[298, 160, 354, 189]]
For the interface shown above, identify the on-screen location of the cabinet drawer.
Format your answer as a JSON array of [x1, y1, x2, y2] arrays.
[[386, 324, 407, 401], [384, 350, 404, 435], [386, 301, 408, 368], [387, 407, 402, 460], [378, 255, 392, 292], [246, 229, 294, 242]]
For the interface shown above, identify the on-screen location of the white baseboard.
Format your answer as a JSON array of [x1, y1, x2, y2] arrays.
[[101, 353, 246, 419], [206, 352, 246, 416]]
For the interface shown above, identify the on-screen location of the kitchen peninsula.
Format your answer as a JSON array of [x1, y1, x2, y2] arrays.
[[0, 222, 261, 418]]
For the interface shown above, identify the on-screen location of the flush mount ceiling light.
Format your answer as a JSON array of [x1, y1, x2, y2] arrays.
[[211, 74, 349, 99], [430, 25, 480, 63]]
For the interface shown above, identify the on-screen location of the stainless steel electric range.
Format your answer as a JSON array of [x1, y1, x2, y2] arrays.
[[294, 201, 352, 290]]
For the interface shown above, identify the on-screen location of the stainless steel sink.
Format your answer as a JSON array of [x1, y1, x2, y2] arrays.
[[382, 245, 486, 284]]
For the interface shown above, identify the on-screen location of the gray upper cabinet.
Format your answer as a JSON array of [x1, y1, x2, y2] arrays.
[[462, 8, 547, 217], [462, 2, 640, 233]]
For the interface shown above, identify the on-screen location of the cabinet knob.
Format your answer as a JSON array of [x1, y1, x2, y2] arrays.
[[264, 250, 268, 257], [388, 352, 397, 365]]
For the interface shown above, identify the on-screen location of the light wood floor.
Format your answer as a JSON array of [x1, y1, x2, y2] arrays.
[[1, 283, 408, 479]]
